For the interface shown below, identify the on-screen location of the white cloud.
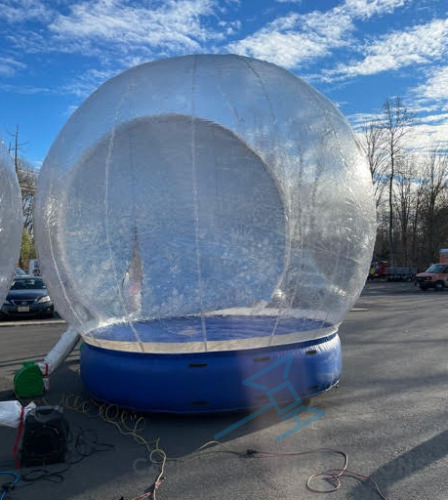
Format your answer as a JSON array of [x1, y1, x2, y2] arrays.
[[327, 18, 448, 79], [415, 112, 448, 123], [227, 27, 346, 68], [348, 111, 384, 129], [226, 0, 414, 69], [227, 10, 353, 68], [406, 118, 448, 151], [342, 0, 411, 19], [0, 83, 53, 95], [49, 0, 219, 54], [2, 0, 421, 75], [349, 108, 448, 153], [0, 0, 54, 23], [0, 57, 25, 77], [413, 66, 448, 104], [2, 0, 234, 77]]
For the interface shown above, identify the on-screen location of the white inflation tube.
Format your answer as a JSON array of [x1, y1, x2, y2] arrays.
[[38, 326, 80, 389], [0, 401, 36, 428]]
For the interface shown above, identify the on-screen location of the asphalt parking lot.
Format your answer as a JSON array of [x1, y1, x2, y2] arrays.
[[0, 280, 447, 500]]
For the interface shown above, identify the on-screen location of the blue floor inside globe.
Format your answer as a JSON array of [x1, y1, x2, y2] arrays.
[[90, 315, 332, 343]]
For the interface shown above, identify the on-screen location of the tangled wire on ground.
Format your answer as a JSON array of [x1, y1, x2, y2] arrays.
[[58, 394, 388, 500]]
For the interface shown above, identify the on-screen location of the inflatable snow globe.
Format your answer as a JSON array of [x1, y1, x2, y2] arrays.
[[35, 55, 376, 412], [0, 139, 22, 306]]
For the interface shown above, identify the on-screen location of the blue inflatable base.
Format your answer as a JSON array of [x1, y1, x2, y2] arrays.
[[80, 333, 341, 413]]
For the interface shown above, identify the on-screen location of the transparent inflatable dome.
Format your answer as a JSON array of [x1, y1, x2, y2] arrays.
[[0, 139, 22, 304], [35, 55, 376, 353]]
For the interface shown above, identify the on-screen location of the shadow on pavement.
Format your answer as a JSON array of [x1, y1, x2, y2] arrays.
[[350, 430, 448, 499]]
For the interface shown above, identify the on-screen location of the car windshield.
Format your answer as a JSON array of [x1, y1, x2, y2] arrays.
[[11, 278, 46, 290], [426, 264, 445, 273]]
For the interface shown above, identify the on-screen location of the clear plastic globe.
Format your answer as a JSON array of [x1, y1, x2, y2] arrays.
[[0, 139, 22, 303], [35, 55, 376, 353]]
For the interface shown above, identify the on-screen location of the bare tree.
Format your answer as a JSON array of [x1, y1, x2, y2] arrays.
[[8, 125, 27, 174], [419, 149, 448, 265], [382, 98, 415, 267], [16, 157, 37, 235], [8, 125, 37, 235], [409, 179, 424, 269], [393, 155, 420, 268], [363, 120, 388, 209]]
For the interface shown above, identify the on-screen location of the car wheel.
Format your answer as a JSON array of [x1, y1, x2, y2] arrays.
[[435, 281, 444, 291], [419, 285, 428, 291]]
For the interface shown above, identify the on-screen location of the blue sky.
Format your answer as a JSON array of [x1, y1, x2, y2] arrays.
[[1, 0, 447, 166]]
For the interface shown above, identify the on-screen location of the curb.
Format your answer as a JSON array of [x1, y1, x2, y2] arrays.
[[0, 319, 66, 328]]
